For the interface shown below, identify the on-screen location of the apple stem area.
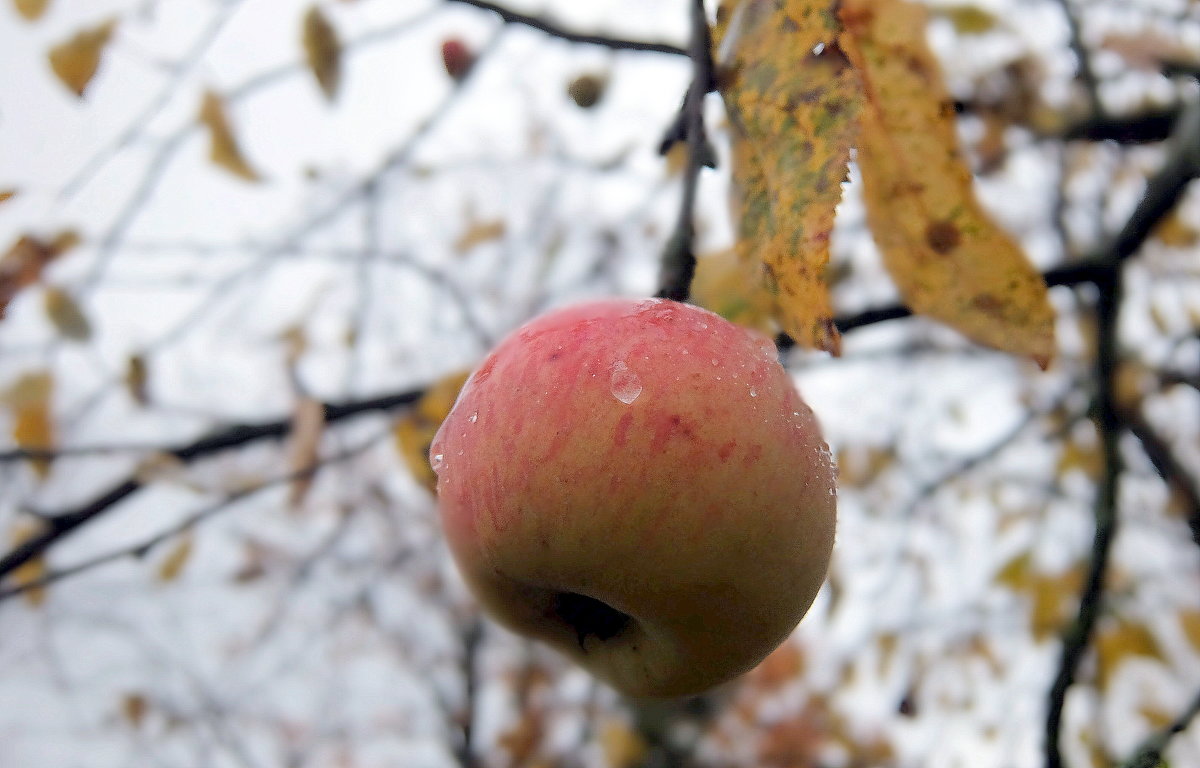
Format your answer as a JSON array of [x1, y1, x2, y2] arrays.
[[550, 591, 632, 650]]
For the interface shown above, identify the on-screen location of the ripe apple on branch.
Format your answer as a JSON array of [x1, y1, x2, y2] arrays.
[[431, 298, 836, 698]]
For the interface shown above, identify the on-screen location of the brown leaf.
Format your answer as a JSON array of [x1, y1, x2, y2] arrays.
[[198, 89, 261, 181], [0, 189, 16, 204], [125, 354, 149, 406], [120, 692, 149, 728], [453, 218, 506, 254], [0, 231, 78, 319], [42, 286, 91, 341], [156, 533, 193, 583], [717, 0, 862, 354], [842, 0, 1056, 368], [394, 370, 471, 492], [14, 0, 50, 21], [302, 5, 341, 101], [288, 396, 325, 507], [48, 18, 117, 97], [7, 520, 49, 605], [5, 371, 54, 478], [1179, 610, 1200, 653]]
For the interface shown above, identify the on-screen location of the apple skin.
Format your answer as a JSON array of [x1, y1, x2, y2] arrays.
[[440, 39, 474, 82], [430, 298, 836, 698]]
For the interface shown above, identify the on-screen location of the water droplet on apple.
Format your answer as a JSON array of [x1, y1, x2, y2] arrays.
[[431, 453, 445, 471], [610, 361, 642, 405], [468, 411, 478, 424], [750, 388, 758, 397]]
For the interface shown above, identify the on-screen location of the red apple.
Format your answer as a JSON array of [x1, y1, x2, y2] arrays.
[[440, 38, 474, 82], [431, 298, 836, 698]]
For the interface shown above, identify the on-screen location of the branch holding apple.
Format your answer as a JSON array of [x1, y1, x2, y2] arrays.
[[430, 298, 836, 698]]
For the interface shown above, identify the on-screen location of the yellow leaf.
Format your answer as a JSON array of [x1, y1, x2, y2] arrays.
[[717, 0, 862, 354], [1139, 704, 1175, 730], [42, 286, 91, 341], [394, 369, 470, 491], [14, 0, 50, 21], [7, 520, 49, 605], [288, 396, 325, 507], [842, 0, 1056, 368], [1096, 620, 1162, 690], [5, 371, 54, 478], [48, 18, 117, 97], [125, 354, 149, 406], [302, 5, 341, 101], [600, 719, 647, 768], [1179, 610, 1200, 653], [1057, 437, 1102, 480], [935, 5, 998, 35], [691, 248, 776, 335], [157, 533, 193, 583], [198, 89, 260, 182], [1153, 209, 1200, 248], [454, 219, 506, 254], [1, 231, 77, 318], [996, 551, 1033, 592], [1031, 566, 1083, 641], [0, 189, 16, 204]]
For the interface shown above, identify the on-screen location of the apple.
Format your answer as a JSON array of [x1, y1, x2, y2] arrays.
[[430, 298, 836, 698], [440, 38, 474, 82], [567, 72, 608, 109]]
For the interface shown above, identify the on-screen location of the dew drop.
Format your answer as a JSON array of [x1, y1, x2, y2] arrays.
[[468, 411, 478, 424], [431, 454, 445, 471], [750, 388, 758, 397], [610, 361, 643, 405]]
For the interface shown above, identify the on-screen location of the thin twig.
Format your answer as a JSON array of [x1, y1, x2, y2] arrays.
[[1124, 408, 1200, 548], [445, 0, 686, 56], [1119, 687, 1200, 768], [656, 0, 714, 302]]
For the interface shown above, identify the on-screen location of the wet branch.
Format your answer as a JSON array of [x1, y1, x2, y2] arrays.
[[656, 0, 716, 303], [445, 0, 686, 56]]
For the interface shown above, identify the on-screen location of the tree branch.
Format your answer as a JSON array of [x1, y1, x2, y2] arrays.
[[444, 0, 686, 56], [656, 0, 714, 302], [1119, 687, 1200, 768], [0, 388, 422, 585], [1124, 408, 1200, 548]]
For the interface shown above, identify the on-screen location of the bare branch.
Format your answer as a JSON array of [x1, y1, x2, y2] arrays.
[[444, 0, 686, 56], [1119, 687, 1200, 768]]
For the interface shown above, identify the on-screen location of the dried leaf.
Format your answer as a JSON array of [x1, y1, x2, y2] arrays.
[[454, 219, 506, 254], [842, 0, 1056, 368], [1179, 610, 1200, 653], [717, 0, 862, 354], [133, 452, 188, 486], [7, 520, 49, 605], [156, 533, 193, 583], [288, 396, 325, 507], [691, 248, 777, 335], [1153, 209, 1200, 248], [48, 18, 117, 97], [125, 354, 149, 406], [5, 371, 54, 478], [302, 5, 341, 101], [42, 286, 91, 341], [14, 0, 50, 21], [394, 370, 470, 491], [120, 693, 149, 728], [198, 89, 260, 182], [0, 231, 78, 318], [1096, 620, 1162, 690], [0, 189, 16, 204], [600, 719, 647, 768]]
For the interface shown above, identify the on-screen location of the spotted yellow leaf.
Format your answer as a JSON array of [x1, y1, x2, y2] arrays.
[[841, 0, 1055, 368], [14, 0, 50, 21], [716, 0, 862, 354]]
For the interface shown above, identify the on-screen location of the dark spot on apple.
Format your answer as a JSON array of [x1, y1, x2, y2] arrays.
[[548, 352, 561, 362], [551, 592, 630, 651], [718, 440, 737, 462]]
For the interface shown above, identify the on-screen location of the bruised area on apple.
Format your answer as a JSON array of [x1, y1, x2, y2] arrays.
[[431, 298, 836, 698]]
